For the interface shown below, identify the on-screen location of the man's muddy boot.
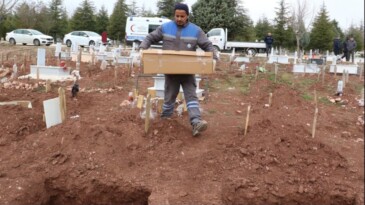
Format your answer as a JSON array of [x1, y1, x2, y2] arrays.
[[192, 120, 208, 137]]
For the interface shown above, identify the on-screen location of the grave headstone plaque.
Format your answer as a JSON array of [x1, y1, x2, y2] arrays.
[[37, 48, 46, 66]]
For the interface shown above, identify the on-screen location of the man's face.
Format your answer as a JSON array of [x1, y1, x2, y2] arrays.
[[174, 10, 188, 26], [268, 33, 271, 36]]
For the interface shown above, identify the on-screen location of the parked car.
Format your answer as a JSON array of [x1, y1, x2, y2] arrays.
[[63, 31, 110, 47], [5, 29, 53, 46]]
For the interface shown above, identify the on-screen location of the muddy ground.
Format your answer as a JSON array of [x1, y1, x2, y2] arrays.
[[0, 45, 364, 205]]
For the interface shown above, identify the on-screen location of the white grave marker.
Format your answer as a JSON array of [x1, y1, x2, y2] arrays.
[[55, 43, 62, 57], [99, 45, 106, 53], [37, 48, 46, 66], [71, 42, 78, 53], [43, 97, 62, 128], [294, 51, 298, 64]]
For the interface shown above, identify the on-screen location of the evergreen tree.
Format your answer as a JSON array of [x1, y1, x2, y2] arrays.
[[234, 3, 255, 41], [157, 0, 182, 19], [1, 14, 18, 38], [14, 2, 37, 28], [139, 4, 156, 17], [254, 16, 273, 42], [48, 0, 68, 41], [331, 20, 344, 39], [273, 0, 291, 49], [191, 0, 254, 41], [107, 0, 128, 41], [36, 5, 53, 34], [95, 6, 109, 34], [70, 0, 96, 31], [127, 0, 139, 16], [308, 3, 335, 52]]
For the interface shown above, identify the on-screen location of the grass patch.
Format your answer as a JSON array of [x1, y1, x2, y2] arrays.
[[301, 93, 313, 101], [280, 73, 294, 85], [318, 97, 332, 105], [268, 72, 294, 85], [95, 81, 113, 89], [296, 78, 317, 91], [207, 109, 217, 114], [32, 85, 45, 93], [353, 83, 364, 94], [209, 74, 252, 95]]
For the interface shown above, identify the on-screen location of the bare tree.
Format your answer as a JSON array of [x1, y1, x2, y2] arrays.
[[0, 0, 20, 21], [290, 0, 314, 59]]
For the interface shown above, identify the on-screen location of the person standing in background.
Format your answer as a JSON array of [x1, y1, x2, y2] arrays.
[[346, 36, 357, 63], [264, 32, 274, 58], [333, 36, 341, 57]]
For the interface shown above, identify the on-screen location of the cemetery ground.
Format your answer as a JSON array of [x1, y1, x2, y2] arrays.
[[0, 44, 364, 205]]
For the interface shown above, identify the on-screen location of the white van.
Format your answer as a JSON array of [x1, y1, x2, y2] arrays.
[[125, 16, 171, 46]]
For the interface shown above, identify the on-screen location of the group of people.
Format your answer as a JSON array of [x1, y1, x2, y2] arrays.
[[333, 36, 357, 63]]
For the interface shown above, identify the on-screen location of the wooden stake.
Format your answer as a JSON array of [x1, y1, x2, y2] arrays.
[[77, 47, 82, 65], [177, 92, 183, 101], [345, 70, 349, 84], [342, 71, 346, 88], [322, 65, 325, 84], [133, 88, 138, 99], [45, 80, 51, 92], [359, 64, 363, 80], [269, 93, 273, 107], [314, 90, 318, 108], [136, 95, 144, 109], [334, 65, 337, 78], [145, 94, 151, 133], [23, 53, 26, 69], [114, 67, 118, 82], [244, 105, 251, 136], [255, 66, 258, 80], [183, 100, 188, 112], [157, 98, 164, 113], [274, 64, 278, 83], [36, 67, 40, 80], [91, 52, 95, 65], [312, 107, 318, 138], [58, 87, 66, 122]]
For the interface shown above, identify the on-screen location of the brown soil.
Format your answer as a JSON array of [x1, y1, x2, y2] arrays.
[[0, 45, 364, 205]]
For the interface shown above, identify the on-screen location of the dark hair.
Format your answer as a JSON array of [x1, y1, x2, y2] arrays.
[[174, 3, 189, 15]]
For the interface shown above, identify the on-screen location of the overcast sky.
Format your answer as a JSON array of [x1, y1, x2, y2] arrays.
[[55, 0, 364, 30]]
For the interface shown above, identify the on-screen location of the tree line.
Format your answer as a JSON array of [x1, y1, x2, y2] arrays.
[[0, 0, 363, 52]]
